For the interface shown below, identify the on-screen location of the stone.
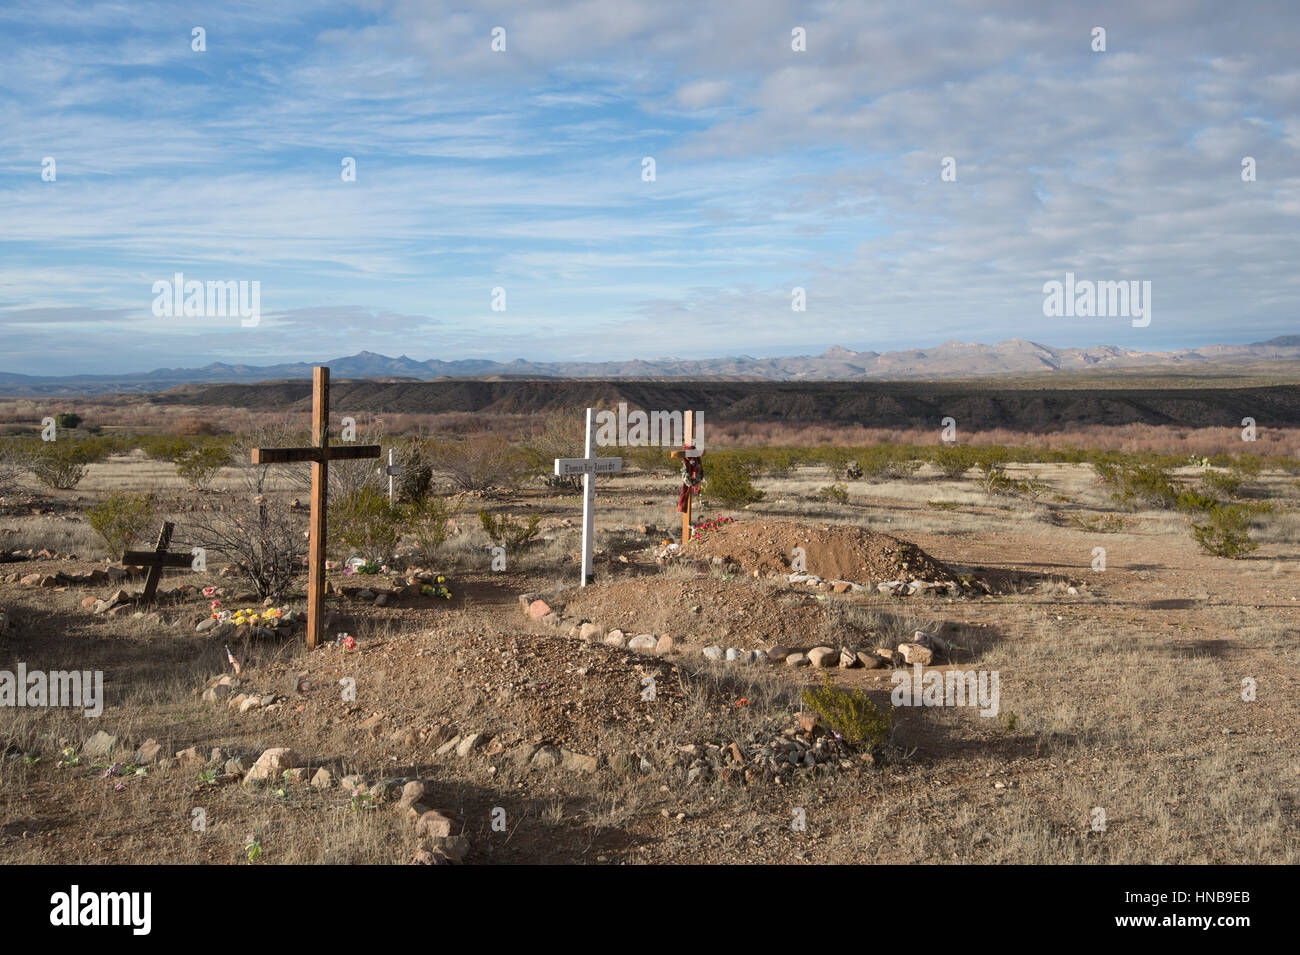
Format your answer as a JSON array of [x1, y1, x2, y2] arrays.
[[225, 756, 249, 776], [196, 617, 220, 633], [655, 634, 674, 655], [856, 651, 883, 669], [369, 778, 404, 803], [878, 581, 902, 594], [797, 712, 818, 733], [530, 745, 561, 770], [767, 645, 791, 662], [579, 622, 601, 641], [427, 834, 470, 863], [310, 767, 334, 789], [456, 732, 487, 757], [898, 643, 933, 665], [808, 646, 837, 668], [82, 731, 119, 759], [415, 810, 455, 839], [627, 634, 657, 652], [560, 749, 599, 773], [831, 581, 852, 594], [133, 739, 162, 764], [201, 684, 231, 703], [785, 652, 809, 667], [175, 746, 205, 764], [397, 780, 427, 809], [702, 645, 724, 661], [239, 696, 263, 713], [604, 630, 627, 647], [80, 595, 98, 609], [339, 774, 366, 792], [838, 648, 859, 668], [527, 599, 552, 620], [434, 735, 461, 757], [724, 647, 741, 662], [245, 747, 301, 781], [374, 593, 390, 607]]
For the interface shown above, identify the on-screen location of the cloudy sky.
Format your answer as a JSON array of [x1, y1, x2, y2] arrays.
[[1, 0, 1297, 375]]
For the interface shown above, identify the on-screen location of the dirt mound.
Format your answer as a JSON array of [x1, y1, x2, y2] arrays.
[[559, 574, 832, 652], [685, 519, 955, 584]]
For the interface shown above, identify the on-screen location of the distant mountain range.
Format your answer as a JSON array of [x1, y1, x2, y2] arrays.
[[3, 337, 1300, 396]]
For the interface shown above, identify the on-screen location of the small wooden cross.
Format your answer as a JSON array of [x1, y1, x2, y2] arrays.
[[669, 410, 703, 544], [123, 521, 193, 604], [554, 408, 623, 586], [251, 367, 381, 649]]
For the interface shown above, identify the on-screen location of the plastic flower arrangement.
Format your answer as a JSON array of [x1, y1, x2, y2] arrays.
[[420, 575, 452, 600], [690, 514, 736, 542], [221, 607, 286, 628]]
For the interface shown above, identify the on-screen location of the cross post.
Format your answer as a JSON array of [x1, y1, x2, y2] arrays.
[[670, 410, 703, 544], [554, 407, 622, 586], [382, 448, 406, 504], [250, 367, 381, 649], [123, 520, 193, 604]]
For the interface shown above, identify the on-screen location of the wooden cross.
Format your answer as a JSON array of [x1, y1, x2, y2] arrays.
[[382, 448, 405, 504], [123, 521, 193, 604], [554, 407, 623, 586], [669, 410, 703, 544], [250, 367, 381, 649]]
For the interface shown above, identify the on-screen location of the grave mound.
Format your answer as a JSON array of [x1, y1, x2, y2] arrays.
[[684, 518, 956, 585]]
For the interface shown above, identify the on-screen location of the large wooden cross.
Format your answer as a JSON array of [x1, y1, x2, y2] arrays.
[[251, 367, 380, 649], [123, 521, 193, 604], [669, 410, 703, 544], [554, 408, 622, 587]]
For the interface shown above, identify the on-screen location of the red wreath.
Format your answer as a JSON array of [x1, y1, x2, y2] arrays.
[[677, 446, 703, 513]]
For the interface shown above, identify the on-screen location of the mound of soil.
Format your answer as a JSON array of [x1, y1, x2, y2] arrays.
[[685, 519, 955, 584], [560, 575, 832, 652]]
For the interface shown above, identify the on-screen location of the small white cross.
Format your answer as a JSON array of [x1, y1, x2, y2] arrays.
[[554, 408, 623, 586]]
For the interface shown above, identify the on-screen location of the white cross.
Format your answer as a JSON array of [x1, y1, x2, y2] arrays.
[[381, 448, 406, 503], [554, 407, 623, 586]]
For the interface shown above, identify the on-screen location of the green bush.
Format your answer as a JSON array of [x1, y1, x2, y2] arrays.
[[977, 463, 1015, 496], [478, 510, 541, 557], [331, 485, 403, 564], [54, 413, 82, 430], [176, 445, 230, 490], [405, 494, 461, 560], [800, 677, 891, 749], [1191, 504, 1258, 558], [31, 441, 108, 490], [931, 445, 977, 479], [86, 492, 156, 557], [817, 484, 849, 503], [139, 435, 196, 461], [1200, 470, 1243, 497], [704, 454, 765, 508]]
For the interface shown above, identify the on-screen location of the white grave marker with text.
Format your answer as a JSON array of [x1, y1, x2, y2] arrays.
[[554, 407, 623, 586]]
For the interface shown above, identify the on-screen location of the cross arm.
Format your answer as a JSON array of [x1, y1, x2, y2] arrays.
[[122, 551, 194, 567]]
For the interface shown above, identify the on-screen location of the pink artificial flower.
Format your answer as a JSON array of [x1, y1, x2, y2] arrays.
[[203, 586, 216, 598], [342, 634, 357, 651]]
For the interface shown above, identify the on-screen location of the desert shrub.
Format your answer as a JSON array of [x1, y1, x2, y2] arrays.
[[331, 485, 403, 565], [1096, 463, 1179, 509], [405, 493, 462, 560], [977, 463, 1015, 496], [188, 499, 305, 598], [428, 435, 531, 492], [140, 435, 196, 461], [478, 510, 541, 557], [1191, 504, 1258, 558], [1174, 488, 1218, 513], [817, 484, 849, 503], [1229, 454, 1264, 480], [704, 454, 765, 508], [800, 676, 890, 749], [85, 492, 156, 556], [31, 440, 108, 489], [0, 441, 30, 496], [54, 413, 82, 430], [1200, 470, 1243, 497], [931, 445, 977, 479], [390, 442, 434, 504], [175, 445, 230, 490], [1066, 513, 1128, 533]]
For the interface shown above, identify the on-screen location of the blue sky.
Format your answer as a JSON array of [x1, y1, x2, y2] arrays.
[[1, 0, 1297, 375]]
